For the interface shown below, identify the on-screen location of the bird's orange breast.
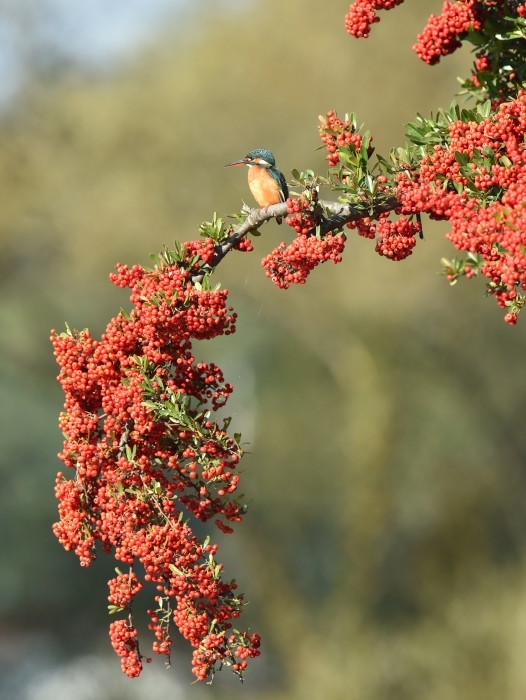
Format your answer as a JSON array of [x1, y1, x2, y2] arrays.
[[248, 166, 281, 207]]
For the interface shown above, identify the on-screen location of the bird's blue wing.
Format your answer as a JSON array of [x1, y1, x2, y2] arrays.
[[271, 168, 289, 201]]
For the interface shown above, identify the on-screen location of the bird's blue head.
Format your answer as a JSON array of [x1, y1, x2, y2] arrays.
[[224, 148, 277, 169], [245, 149, 276, 167]]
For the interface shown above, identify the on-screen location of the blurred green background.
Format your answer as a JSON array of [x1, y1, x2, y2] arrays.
[[2, 1, 526, 698]]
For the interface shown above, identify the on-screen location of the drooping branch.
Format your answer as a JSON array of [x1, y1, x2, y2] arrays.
[[194, 195, 401, 283]]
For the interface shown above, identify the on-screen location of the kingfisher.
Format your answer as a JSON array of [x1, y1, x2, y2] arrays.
[[225, 149, 289, 224]]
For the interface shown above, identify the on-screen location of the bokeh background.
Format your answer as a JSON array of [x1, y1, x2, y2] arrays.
[[1, 1, 526, 698]]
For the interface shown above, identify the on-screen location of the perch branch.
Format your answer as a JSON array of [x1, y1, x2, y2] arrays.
[[193, 196, 401, 283]]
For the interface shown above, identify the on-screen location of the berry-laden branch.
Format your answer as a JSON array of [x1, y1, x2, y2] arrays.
[[51, 1, 526, 686], [194, 195, 401, 284], [341, 0, 526, 323], [51, 257, 261, 682], [345, 1, 526, 103]]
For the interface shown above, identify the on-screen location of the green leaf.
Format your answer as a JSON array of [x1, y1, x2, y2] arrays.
[[169, 564, 186, 577], [397, 148, 410, 164], [449, 101, 461, 121], [108, 605, 124, 615], [465, 26, 486, 45], [455, 151, 469, 167], [478, 100, 492, 118], [360, 131, 371, 156]]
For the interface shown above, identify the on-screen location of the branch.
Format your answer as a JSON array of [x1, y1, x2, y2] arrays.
[[193, 196, 401, 283]]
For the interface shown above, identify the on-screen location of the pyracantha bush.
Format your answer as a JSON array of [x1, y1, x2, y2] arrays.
[[52, 1, 526, 686]]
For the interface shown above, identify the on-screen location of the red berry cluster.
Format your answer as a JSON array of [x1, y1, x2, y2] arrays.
[[192, 631, 261, 682], [471, 51, 492, 88], [344, 0, 405, 38], [318, 111, 369, 166], [413, 1, 481, 66], [108, 571, 143, 608], [475, 52, 492, 73], [374, 216, 419, 261], [182, 237, 216, 266], [109, 619, 142, 677], [262, 232, 346, 289], [233, 236, 254, 252], [50, 248, 260, 680], [346, 211, 419, 260], [285, 196, 317, 234], [347, 217, 377, 239], [396, 91, 526, 322], [259, 190, 347, 289]]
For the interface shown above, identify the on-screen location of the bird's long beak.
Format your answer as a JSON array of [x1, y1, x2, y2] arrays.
[[224, 159, 248, 168]]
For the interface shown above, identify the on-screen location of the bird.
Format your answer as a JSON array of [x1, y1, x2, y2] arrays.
[[225, 149, 289, 224]]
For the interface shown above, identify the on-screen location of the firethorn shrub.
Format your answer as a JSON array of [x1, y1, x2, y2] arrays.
[[51, 0, 526, 684]]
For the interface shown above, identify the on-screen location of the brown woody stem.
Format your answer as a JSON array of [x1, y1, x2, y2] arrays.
[[193, 196, 401, 283]]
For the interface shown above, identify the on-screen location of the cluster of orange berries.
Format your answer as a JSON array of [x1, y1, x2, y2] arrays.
[[183, 237, 216, 266], [344, 0, 404, 39], [108, 572, 143, 608], [148, 605, 172, 658], [109, 619, 142, 677], [262, 233, 346, 289], [234, 236, 254, 252], [191, 631, 260, 682], [346, 212, 419, 260], [413, 0, 481, 66], [475, 53, 491, 73], [348, 216, 377, 239], [375, 216, 419, 261], [318, 111, 368, 166], [471, 52, 492, 88], [396, 91, 526, 322], [285, 196, 317, 234], [259, 188, 348, 289], [50, 248, 260, 680]]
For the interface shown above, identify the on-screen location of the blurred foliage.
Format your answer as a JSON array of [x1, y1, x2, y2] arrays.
[[2, 0, 526, 699]]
